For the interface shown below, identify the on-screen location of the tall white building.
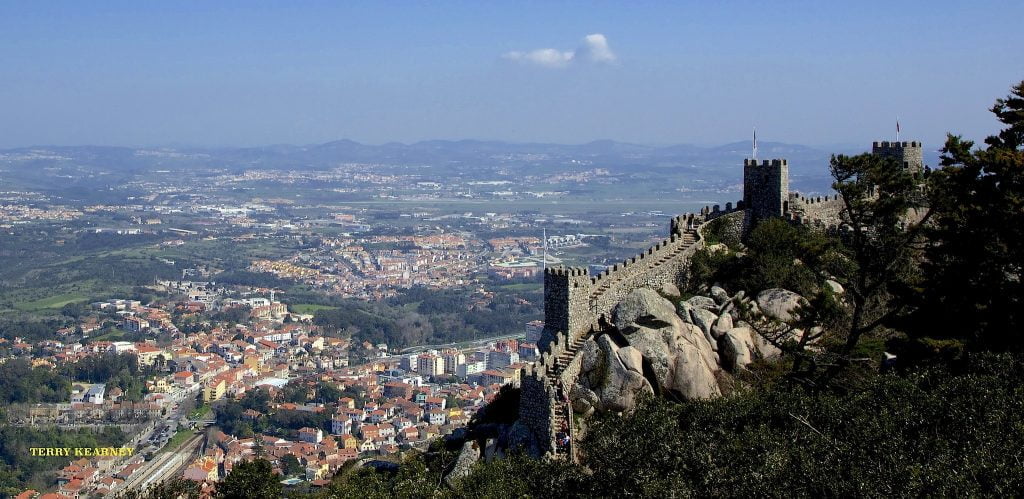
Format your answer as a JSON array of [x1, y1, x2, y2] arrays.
[[487, 350, 519, 370], [457, 361, 486, 378], [442, 352, 466, 374], [416, 354, 444, 376], [400, 354, 419, 371]]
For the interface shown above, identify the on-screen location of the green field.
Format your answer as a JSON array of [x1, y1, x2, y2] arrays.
[[162, 428, 197, 453], [189, 404, 212, 420], [89, 328, 128, 342], [14, 292, 88, 311], [290, 303, 338, 314], [495, 283, 542, 292]]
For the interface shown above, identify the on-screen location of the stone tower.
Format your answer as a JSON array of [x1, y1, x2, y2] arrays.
[[872, 141, 923, 173], [539, 266, 591, 353], [743, 158, 789, 221]]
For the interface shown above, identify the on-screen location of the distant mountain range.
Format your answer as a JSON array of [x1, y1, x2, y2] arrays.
[[2, 138, 932, 172], [0, 139, 941, 201]]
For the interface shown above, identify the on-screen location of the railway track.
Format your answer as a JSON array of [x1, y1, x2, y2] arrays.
[[120, 432, 205, 492]]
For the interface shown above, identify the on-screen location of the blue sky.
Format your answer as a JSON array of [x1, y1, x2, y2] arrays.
[[0, 1, 1021, 149]]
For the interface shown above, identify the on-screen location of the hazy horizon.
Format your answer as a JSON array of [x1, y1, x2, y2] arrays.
[[2, 1, 1021, 150], [0, 136, 893, 152]]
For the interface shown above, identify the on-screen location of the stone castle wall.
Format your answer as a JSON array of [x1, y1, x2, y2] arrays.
[[518, 370, 553, 452], [787, 193, 846, 228], [539, 204, 741, 354], [523, 204, 741, 455], [520, 140, 915, 458], [872, 141, 923, 173]]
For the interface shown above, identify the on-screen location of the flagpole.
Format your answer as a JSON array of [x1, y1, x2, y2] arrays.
[[896, 117, 900, 142], [752, 127, 757, 160]]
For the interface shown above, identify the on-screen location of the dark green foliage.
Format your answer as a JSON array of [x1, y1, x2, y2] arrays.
[[119, 478, 201, 499], [0, 359, 70, 404], [326, 455, 441, 499], [687, 246, 741, 294], [210, 304, 251, 325], [316, 382, 345, 404], [216, 458, 282, 499], [213, 270, 290, 289], [582, 354, 1024, 497], [468, 385, 520, 427], [281, 453, 304, 477], [215, 388, 272, 436], [0, 353, 144, 406], [63, 352, 146, 402], [215, 386, 333, 439], [0, 318, 71, 342], [827, 151, 928, 355], [448, 455, 586, 498], [268, 409, 330, 434], [702, 214, 743, 249], [741, 218, 825, 297], [917, 81, 1024, 351], [317, 356, 1024, 497], [59, 301, 88, 319], [0, 426, 126, 495], [689, 218, 830, 298]]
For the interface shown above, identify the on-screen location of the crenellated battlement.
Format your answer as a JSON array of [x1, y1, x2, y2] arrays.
[[872, 140, 924, 173], [791, 193, 842, 205], [544, 266, 589, 277], [872, 141, 921, 148], [743, 158, 789, 167], [539, 201, 744, 355]]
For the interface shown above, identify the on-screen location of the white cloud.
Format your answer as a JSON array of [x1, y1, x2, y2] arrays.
[[503, 33, 616, 68], [502, 48, 576, 68], [578, 33, 616, 63]]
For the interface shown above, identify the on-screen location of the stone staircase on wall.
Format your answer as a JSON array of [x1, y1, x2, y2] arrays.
[[524, 205, 743, 462], [545, 225, 705, 461], [549, 329, 587, 461]]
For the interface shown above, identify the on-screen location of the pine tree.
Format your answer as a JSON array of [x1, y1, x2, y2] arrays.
[[918, 81, 1024, 350]]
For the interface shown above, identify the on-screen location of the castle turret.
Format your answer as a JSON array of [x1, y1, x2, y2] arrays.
[[539, 266, 592, 353], [743, 158, 789, 221], [872, 141, 923, 173]]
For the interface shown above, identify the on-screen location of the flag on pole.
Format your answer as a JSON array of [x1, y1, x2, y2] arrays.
[[896, 118, 900, 141], [753, 127, 757, 159]]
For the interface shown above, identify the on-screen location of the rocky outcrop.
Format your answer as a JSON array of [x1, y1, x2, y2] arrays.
[[756, 288, 806, 322], [719, 325, 781, 370], [614, 288, 678, 332], [567, 285, 815, 415], [710, 285, 730, 304], [825, 279, 844, 295], [444, 440, 481, 486], [659, 282, 682, 297], [573, 333, 653, 415], [570, 289, 723, 414], [561, 284, 815, 418], [712, 312, 734, 338]]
